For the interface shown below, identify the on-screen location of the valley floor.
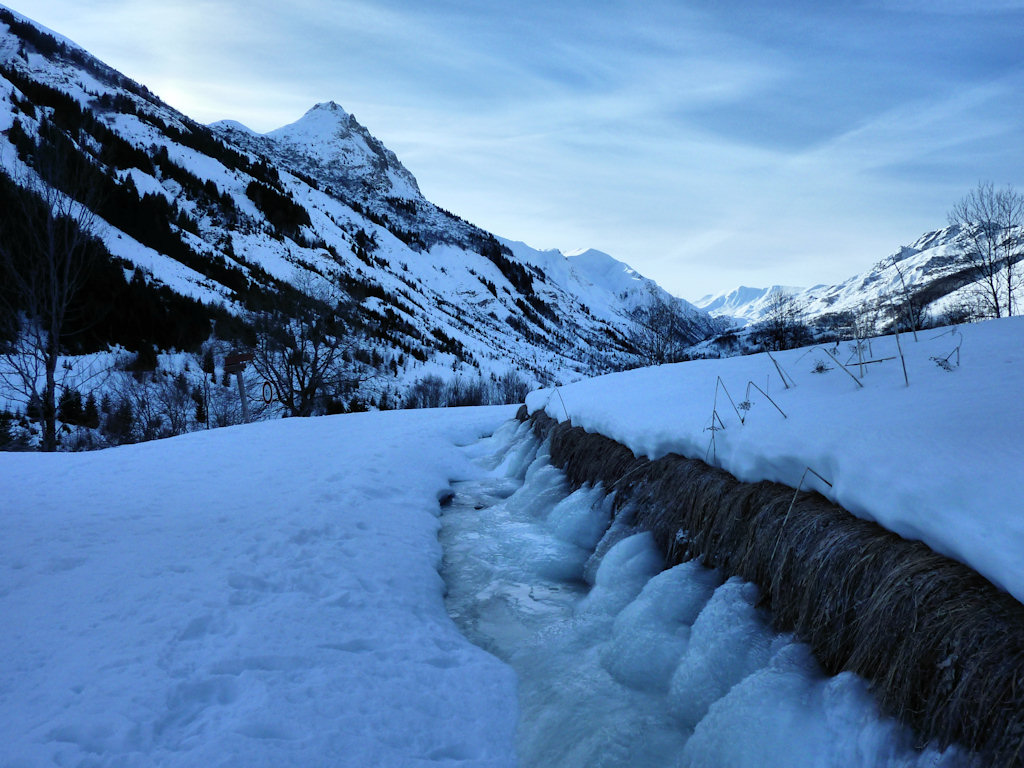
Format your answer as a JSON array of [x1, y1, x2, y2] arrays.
[[4, 313, 1021, 766], [0, 399, 982, 766]]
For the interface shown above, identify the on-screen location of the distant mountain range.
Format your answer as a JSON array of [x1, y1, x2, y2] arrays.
[[694, 226, 992, 332]]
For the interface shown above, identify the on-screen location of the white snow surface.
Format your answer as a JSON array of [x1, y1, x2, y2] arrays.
[[0, 406, 519, 767], [527, 316, 1024, 604]]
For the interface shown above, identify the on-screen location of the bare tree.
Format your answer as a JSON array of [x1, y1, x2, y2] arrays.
[[0, 133, 102, 451], [496, 370, 531, 404], [948, 182, 1024, 318], [250, 278, 362, 417], [154, 371, 193, 437], [754, 289, 809, 351], [116, 372, 166, 443], [627, 293, 701, 366], [403, 375, 446, 409], [848, 297, 885, 354], [877, 252, 921, 340]]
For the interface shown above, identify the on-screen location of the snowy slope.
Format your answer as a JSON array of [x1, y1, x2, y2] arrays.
[[528, 316, 1024, 605], [796, 227, 975, 321], [0, 4, 720, 404], [0, 406, 519, 767], [501, 241, 719, 342], [694, 226, 1011, 330], [566, 247, 703, 314]]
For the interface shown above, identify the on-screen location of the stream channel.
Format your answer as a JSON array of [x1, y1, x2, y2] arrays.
[[439, 419, 967, 768]]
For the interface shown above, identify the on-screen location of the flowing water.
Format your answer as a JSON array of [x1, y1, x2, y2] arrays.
[[440, 420, 967, 768]]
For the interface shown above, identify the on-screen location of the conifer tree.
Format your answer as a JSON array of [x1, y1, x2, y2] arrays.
[[58, 387, 83, 426], [191, 384, 207, 426], [82, 392, 99, 429]]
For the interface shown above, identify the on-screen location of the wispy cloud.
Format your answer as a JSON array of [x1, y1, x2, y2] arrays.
[[15, 0, 1024, 298]]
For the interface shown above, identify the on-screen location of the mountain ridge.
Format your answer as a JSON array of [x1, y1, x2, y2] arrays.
[[693, 224, 994, 333], [0, 3, 721, 430]]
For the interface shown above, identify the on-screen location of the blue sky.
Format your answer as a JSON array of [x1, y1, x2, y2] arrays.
[[17, 0, 1024, 299]]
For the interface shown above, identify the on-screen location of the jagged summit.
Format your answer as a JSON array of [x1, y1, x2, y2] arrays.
[[211, 99, 423, 202], [268, 101, 355, 142], [258, 101, 421, 200], [311, 99, 347, 113]]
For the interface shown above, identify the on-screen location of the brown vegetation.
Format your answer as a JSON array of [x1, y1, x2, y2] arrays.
[[524, 408, 1024, 766]]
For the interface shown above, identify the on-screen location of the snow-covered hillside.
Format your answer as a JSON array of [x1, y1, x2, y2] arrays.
[[694, 226, 1015, 331], [0, 3, 719, 414], [529, 315, 1024, 605], [695, 284, 807, 326], [501, 242, 713, 338]]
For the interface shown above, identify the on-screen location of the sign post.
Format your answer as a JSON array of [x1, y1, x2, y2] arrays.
[[224, 351, 254, 422]]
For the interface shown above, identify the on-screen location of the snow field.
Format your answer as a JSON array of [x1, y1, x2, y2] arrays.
[[0, 406, 519, 767], [443, 420, 966, 767], [527, 316, 1024, 604]]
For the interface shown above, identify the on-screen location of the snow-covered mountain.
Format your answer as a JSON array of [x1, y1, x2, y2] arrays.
[[795, 226, 975, 322], [694, 285, 808, 326], [695, 226, 989, 331], [0, 4, 720, 415], [503, 243, 714, 340], [210, 102, 433, 230]]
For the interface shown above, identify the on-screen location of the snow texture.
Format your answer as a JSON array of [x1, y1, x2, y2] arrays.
[[0, 406, 519, 767], [528, 316, 1024, 604]]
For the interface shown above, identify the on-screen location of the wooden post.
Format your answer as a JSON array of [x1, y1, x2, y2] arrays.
[[235, 371, 249, 422], [224, 351, 254, 423]]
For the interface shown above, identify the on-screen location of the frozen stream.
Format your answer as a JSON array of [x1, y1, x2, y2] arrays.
[[441, 420, 966, 768]]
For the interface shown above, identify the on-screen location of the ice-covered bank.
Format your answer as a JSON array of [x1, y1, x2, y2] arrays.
[[0, 407, 519, 767], [441, 420, 965, 767]]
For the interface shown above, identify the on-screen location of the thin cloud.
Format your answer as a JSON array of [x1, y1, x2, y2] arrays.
[[13, 0, 1024, 299]]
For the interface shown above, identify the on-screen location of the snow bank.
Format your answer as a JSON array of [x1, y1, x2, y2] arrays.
[[527, 402, 1024, 762], [0, 407, 518, 767], [527, 317, 1024, 604]]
